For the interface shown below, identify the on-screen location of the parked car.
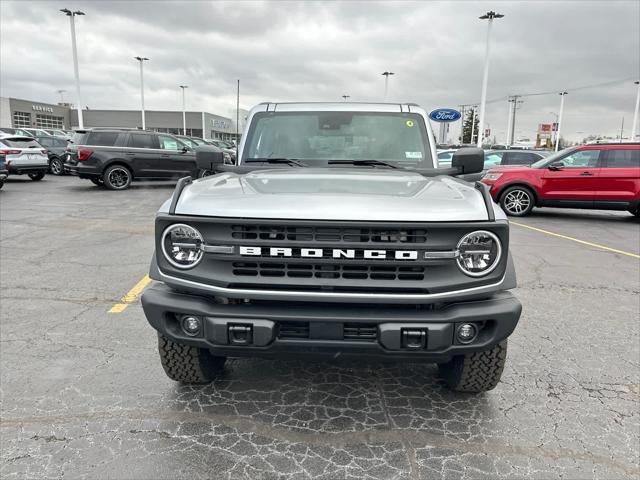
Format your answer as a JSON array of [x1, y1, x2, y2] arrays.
[[0, 135, 49, 180], [43, 129, 69, 137], [141, 101, 522, 394], [460, 149, 551, 182], [0, 152, 7, 189], [64, 128, 220, 190], [18, 128, 52, 138], [203, 138, 236, 163], [35, 135, 69, 175], [481, 143, 640, 217]]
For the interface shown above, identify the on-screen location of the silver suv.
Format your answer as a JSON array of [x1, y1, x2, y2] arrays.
[[141, 102, 521, 393]]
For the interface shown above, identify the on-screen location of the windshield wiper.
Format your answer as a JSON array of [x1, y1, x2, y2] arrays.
[[327, 159, 399, 169], [245, 158, 307, 167]]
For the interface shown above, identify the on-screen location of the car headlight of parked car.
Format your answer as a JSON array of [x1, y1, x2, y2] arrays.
[[482, 172, 502, 181], [456, 230, 502, 277], [161, 224, 204, 269]]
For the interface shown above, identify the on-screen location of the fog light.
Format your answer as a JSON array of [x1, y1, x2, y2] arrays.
[[181, 316, 201, 336], [456, 323, 478, 344]]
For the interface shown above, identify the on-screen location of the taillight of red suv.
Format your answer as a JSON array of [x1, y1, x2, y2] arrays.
[[77, 148, 93, 161]]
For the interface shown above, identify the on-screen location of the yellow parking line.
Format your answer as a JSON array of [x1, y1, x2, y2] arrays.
[[108, 275, 152, 313], [511, 222, 640, 259]]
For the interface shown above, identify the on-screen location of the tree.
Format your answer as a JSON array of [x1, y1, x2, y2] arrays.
[[460, 108, 478, 144]]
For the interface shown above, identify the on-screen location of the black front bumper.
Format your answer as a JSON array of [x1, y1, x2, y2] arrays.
[[142, 283, 522, 362]]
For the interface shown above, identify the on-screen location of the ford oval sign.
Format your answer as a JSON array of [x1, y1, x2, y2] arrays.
[[429, 108, 462, 123]]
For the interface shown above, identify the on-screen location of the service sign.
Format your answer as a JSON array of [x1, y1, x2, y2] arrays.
[[428, 108, 461, 123]]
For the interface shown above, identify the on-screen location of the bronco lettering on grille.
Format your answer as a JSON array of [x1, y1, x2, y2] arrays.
[[239, 246, 419, 260]]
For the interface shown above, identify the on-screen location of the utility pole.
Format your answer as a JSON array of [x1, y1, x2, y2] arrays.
[[555, 91, 568, 152], [134, 56, 149, 130], [477, 11, 504, 147], [507, 95, 522, 146], [342, 95, 350, 101], [631, 80, 640, 141], [381, 71, 394, 101], [60, 9, 85, 128], [179, 85, 188, 135]]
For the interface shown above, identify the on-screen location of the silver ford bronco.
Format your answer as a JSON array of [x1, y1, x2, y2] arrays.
[[141, 102, 521, 393]]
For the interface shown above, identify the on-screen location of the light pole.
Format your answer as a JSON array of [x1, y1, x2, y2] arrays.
[[477, 11, 504, 148], [470, 106, 477, 144], [381, 71, 394, 101], [555, 91, 568, 152], [60, 9, 85, 128], [631, 80, 640, 141], [342, 95, 350, 101], [135, 56, 149, 129], [179, 85, 188, 135]]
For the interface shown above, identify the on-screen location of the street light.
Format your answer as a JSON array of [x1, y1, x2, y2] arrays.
[[134, 56, 149, 129], [342, 95, 350, 101], [631, 80, 640, 141], [60, 8, 85, 128], [381, 71, 394, 101], [476, 10, 504, 148], [555, 91, 568, 152], [179, 85, 188, 135]]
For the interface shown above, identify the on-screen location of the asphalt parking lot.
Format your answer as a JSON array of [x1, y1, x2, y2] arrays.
[[1, 175, 639, 480]]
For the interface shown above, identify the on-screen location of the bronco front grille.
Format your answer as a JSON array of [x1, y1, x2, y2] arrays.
[[232, 262, 425, 281], [231, 225, 427, 244]]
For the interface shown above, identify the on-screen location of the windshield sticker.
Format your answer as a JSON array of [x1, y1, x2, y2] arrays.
[[405, 120, 414, 127], [405, 151, 423, 159]]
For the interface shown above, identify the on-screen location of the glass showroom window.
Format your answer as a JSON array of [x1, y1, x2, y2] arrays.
[[36, 114, 65, 130], [13, 111, 31, 128]]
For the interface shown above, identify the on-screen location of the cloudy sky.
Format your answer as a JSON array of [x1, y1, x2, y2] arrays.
[[1, 0, 638, 142]]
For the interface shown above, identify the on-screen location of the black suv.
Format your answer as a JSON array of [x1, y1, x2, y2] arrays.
[[64, 129, 216, 190]]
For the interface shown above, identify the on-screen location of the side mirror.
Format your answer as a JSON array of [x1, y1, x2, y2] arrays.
[[451, 147, 484, 175], [195, 145, 224, 172], [180, 145, 189, 153], [548, 161, 564, 171]]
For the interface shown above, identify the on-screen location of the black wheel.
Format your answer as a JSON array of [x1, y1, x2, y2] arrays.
[[28, 172, 45, 181], [438, 340, 507, 393], [157, 334, 226, 384], [90, 178, 104, 187], [500, 186, 535, 216], [49, 157, 64, 175], [103, 164, 132, 190], [629, 207, 640, 218], [198, 169, 213, 178], [0, 180, 3, 190]]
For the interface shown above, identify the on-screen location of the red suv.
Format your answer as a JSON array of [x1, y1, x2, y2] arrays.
[[481, 143, 640, 217]]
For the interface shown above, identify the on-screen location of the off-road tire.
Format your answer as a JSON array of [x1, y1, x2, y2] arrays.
[[103, 164, 132, 190], [28, 172, 45, 181], [157, 334, 226, 384], [499, 186, 535, 217], [438, 340, 507, 393]]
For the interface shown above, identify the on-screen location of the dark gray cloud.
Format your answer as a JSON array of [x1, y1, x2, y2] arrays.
[[1, 0, 638, 141]]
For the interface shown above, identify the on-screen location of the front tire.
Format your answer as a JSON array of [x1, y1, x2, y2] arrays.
[[197, 169, 213, 178], [500, 186, 535, 216], [103, 165, 132, 190], [438, 340, 507, 393], [157, 334, 226, 384], [49, 157, 64, 175], [28, 172, 45, 181]]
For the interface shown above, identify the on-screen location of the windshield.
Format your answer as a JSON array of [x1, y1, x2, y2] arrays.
[[242, 111, 432, 167], [530, 148, 573, 168]]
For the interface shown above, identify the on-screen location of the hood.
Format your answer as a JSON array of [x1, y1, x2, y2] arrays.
[[487, 165, 532, 173], [170, 168, 492, 221]]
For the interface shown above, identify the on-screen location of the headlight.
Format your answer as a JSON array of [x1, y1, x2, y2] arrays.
[[161, 224, 204, 269], [456, 230, 502, 277], [482, 172, 502, 181]]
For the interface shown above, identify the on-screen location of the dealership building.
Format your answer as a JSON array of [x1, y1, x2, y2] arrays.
[[0, 97, 245, 141]]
